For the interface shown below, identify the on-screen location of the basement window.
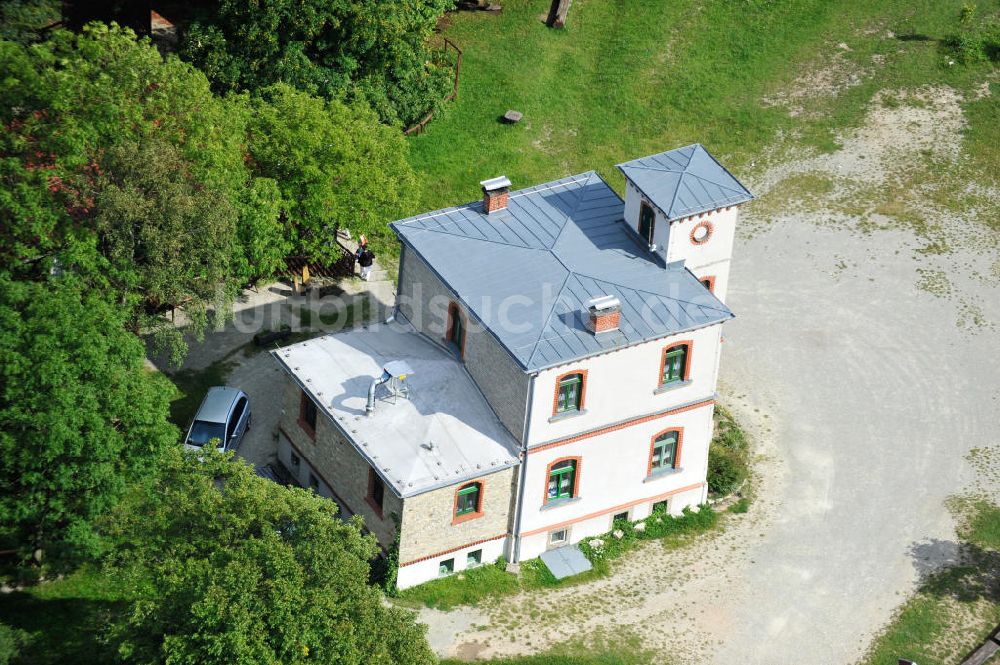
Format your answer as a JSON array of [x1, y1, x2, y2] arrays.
[[466, 549, 482, 567], [438, 558, 455, 576]]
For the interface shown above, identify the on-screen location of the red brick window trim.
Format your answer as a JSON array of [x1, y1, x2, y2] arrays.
[[700, 275, 716, 293], [647, 427, 684, 475], [552, 369, 588, 416], [298, 390, 317, 439], [690, 220, 713, 245], [446, 301, 467, 358], [657, 340, 693, 386], [543, 456, 582, 505], [366, 467, 385, 519], [452, 481, 484, 525]]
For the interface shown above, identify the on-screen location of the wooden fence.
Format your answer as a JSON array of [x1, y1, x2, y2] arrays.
[[404, 37, 463, 136]]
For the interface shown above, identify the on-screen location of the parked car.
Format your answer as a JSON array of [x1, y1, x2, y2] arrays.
[[183, 386, 251, 453]]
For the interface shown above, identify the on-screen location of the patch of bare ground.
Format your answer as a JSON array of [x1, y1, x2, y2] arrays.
[[748, 84, 1000, 332], [761, 43, 869, 118]]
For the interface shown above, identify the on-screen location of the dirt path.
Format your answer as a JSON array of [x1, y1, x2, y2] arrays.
[[418, 86, 1000, 663]]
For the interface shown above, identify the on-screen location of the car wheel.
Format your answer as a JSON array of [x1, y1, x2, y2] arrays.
[[246, 414, 252, 432]]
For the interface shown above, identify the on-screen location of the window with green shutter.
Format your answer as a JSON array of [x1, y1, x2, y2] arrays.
[[455, 482, 481, 517], [547, 460, 577, 501], [556, 374, 583, 413], [650, 431, 679, 472], [661, 345, 687, 384]]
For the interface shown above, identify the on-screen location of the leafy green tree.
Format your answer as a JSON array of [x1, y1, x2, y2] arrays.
[[0, 275, 177, 567], [248, 84, 417, 257], [0, 0, 60, 43], [180, 0, 455, 126], [107, 448, 435, 665], [0, 25, 288, 359]]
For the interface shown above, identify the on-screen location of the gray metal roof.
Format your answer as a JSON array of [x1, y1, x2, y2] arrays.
[[616, 143, 753, 222], [391, 161, 736, 373]]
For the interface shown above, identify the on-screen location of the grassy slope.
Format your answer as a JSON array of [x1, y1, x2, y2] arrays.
[[406, 0, 996, 217]]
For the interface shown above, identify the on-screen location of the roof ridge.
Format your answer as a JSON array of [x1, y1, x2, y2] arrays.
[[525, 271, 574, 367], [549, 171, 597, 248]]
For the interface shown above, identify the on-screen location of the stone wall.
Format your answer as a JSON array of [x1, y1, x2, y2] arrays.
[[279, 374, 401, 548], [397, 465, 516, 564], [397, 244, 531, 442]]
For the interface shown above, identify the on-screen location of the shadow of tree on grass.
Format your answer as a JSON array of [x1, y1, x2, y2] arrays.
[[0, 590, 123, 665], [909, 538, 1000, 604]]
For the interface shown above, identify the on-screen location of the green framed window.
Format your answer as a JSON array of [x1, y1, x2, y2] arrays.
[[661, 345, 687, 384], [455, 482, 481, 516], [547, 460, 577, 501], [556, 374, 583, 413], [651, 431, 679, 472]]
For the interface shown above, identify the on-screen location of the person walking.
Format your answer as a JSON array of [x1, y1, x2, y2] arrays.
[[358, 242, 375, 281]]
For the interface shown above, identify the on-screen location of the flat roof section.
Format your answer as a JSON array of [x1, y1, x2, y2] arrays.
[[271, 320, 521, 499]]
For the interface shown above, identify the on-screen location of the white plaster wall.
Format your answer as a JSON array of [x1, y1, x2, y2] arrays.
[[517, 484, 704, 561], [527, 324, 722, 447], [665, 206, 740, 304], [517, 402, 714, 541], [396, 537, 508, 590], [664, 206, 738, 269]]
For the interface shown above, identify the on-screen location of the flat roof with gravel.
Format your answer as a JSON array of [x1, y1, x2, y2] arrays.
[[270, 320, 521, 498]]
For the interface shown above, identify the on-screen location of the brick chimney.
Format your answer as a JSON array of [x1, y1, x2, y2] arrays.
[[586, 296, 621, 334], [480, 176, 511, 214]]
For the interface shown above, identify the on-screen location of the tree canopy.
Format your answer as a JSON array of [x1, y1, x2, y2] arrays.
[[0, 275, 177, 567], [181, 0, 455, 127], [106, 448, 435, 665], [247, 84, 417, 258], [0, 24, 416, 361]]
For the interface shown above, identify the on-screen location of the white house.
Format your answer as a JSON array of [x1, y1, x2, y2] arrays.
[[271, 144, 752, 589]]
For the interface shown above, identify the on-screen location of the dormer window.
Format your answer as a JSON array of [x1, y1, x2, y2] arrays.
[[638, 202, 655, 245]]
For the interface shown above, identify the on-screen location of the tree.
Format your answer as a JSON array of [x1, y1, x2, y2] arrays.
[[0, 275, 177, 567], [180, 0, 454, 127], [106, 448, 435, 665], [248, 84, 417, 258], [0, 25, 286, 360], [0, 0, 60, 43]]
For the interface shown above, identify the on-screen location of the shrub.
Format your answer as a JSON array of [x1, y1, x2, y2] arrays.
[[708, 445, 749, 495]]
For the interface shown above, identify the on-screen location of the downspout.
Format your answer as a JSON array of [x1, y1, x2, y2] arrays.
[[510, 373, 536, 564]]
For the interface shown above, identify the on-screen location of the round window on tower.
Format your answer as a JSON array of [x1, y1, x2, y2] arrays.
[[690, 220, 713, 245]]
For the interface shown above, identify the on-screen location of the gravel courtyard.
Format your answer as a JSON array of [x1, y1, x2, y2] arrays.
[[418, 87, 1000, 663]]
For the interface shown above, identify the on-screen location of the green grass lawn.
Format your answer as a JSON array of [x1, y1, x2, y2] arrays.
[[406, 0, 997, 220]]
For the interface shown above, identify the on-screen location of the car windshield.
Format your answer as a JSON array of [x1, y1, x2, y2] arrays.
[[187, 420, 226, 447]]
